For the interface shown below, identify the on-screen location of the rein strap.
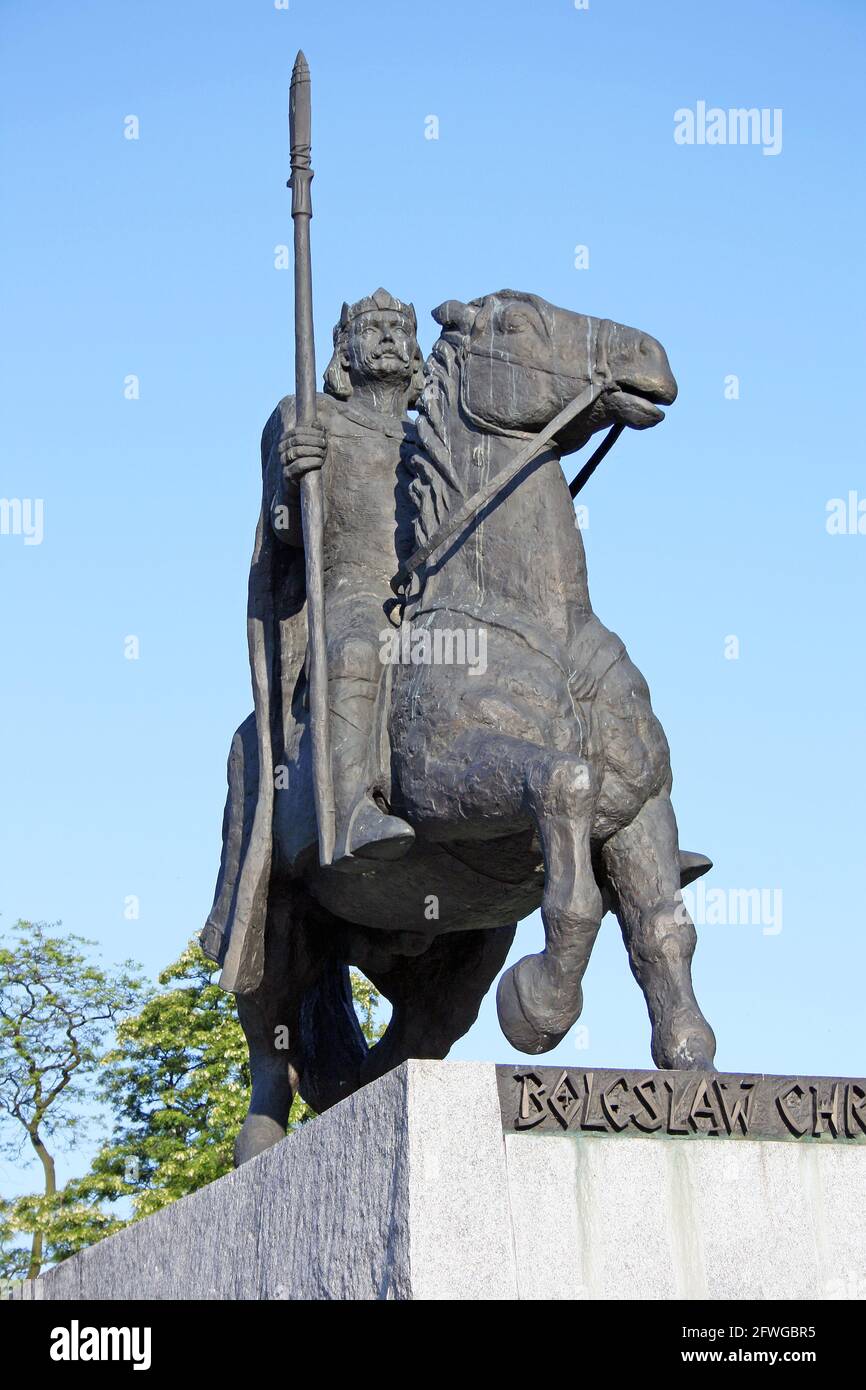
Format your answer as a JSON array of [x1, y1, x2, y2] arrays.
[[391, 315, 623, 597], [391, 380, 602, 595]]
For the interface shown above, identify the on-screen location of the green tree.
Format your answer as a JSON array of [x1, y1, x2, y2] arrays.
[[82, 942, 385, 1221], [1, 930, 385, 1275], [0, 920, 145, 1279]]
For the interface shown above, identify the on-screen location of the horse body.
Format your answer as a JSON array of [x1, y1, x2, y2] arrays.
[[228, 291, 717, 1164], [390, 302, 668, 843]]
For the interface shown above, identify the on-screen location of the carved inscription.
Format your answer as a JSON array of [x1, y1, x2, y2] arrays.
[[496, 1068, 866, 1143]]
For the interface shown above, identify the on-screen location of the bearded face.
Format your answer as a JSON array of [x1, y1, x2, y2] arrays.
[[344, 310, 417, 387]]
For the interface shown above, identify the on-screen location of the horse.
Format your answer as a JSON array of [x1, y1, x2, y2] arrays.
[[208, 290, 717, 1164]]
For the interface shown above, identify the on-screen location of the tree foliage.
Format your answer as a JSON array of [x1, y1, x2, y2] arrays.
[[82, 944, 384, 1217], [80, 942, 260, 1218], [1, 926, 385, 1277], [0, 920, 145, 1278]]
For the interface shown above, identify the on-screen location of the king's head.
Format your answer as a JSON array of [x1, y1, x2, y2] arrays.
[[324, 288, 425, 406]]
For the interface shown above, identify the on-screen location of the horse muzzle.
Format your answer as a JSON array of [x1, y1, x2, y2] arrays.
[[604, 387, 669, 430]]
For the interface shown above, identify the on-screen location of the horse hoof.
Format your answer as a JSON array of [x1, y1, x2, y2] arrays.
[[496, 956, 579, 1055], [651, 1009, 717, 1071], [234, 1113, 286, 1167]]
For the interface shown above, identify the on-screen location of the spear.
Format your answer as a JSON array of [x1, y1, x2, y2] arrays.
[[289, 51, 335, 865]]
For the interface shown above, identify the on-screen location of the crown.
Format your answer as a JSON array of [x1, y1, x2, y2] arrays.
[[334, 288, 417, 342]]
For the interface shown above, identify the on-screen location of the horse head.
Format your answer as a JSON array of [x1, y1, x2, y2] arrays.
[[432, 290, 677, 449]]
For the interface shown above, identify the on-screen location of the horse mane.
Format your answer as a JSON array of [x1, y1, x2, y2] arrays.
[[399, 332, 470, 556]]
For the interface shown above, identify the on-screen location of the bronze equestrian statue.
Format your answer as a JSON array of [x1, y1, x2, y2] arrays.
[[201, 54, 716, 1165], [202, 285, 717, 1164]]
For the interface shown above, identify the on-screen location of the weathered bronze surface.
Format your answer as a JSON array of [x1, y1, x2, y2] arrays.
[[498, 1067, 866, 1143], [202, 57, 730, 1166]]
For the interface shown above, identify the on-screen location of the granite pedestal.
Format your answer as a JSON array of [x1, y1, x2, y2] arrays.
[[26, 1060, 866, 1301]]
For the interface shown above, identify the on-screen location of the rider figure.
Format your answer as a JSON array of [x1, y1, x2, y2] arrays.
[[274, 288, 424, 870]]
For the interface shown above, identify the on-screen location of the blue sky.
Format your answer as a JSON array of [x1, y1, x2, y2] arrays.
[[1, 0, 864, 1189]]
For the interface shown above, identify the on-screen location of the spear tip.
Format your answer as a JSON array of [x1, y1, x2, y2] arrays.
[[292, 50, 310, 83]]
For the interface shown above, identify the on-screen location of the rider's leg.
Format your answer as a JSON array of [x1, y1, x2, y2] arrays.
[[601, 791, 716, 1068], [327, 600, 414, 869]]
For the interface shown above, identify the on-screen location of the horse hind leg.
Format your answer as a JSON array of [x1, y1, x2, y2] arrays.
[[358, 923, 517, 1085], [601, 791, 716, 1069], [235, 989, 301, 1165], [496, 752, 603, 1054], [232, 891, 309, 1165], [233, 887, 368, 1163]]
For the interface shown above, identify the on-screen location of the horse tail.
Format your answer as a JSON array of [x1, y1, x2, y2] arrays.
[[297, 960, 370, 1114]]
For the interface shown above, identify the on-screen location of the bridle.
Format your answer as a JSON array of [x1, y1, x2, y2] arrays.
[[389, 317, 624, 600]]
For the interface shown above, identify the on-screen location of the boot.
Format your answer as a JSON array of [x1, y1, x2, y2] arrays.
[[332, 792, 415, 873], [328, 677, 414, 873]]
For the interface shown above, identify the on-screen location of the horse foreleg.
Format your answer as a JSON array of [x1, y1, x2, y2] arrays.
[[601, 791, 716, 1069], [496, 753, 603, 1054]]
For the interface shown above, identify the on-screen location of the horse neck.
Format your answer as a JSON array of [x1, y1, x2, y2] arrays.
[[407, 338, 592, 635]]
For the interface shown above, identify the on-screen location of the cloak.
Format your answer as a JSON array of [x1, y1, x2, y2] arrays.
[[200, 394, 317, 993]]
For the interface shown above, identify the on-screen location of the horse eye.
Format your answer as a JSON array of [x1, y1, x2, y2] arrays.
[[500, 313, 529, 334]]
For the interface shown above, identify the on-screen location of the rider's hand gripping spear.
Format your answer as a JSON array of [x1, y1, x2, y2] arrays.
[[289, 51, 335, 866]]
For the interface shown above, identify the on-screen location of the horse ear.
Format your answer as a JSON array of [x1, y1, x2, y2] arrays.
[[432, 300, 478, 334]]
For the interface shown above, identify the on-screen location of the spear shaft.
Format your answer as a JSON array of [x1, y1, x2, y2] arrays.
[[289, 51, 335, 865]]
